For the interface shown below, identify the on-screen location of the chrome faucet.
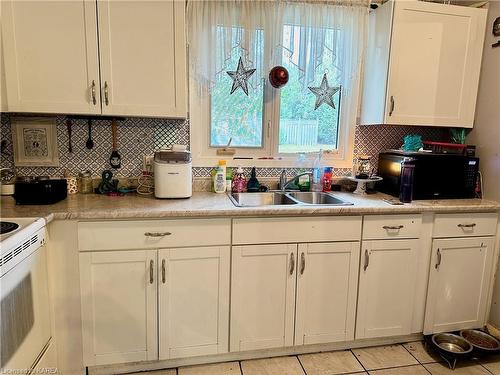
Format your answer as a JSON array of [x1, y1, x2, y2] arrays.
[[279, 169, 312, 191]]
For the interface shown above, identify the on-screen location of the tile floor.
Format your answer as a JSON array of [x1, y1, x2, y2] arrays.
[[127, 342, 500, 375]]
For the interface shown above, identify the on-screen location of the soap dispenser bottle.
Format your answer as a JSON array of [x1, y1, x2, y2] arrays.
[[214, 166, 226, 193], [312, 149, 324, 192], [246, 167, 260, 192], [232, 167, 247, 193]]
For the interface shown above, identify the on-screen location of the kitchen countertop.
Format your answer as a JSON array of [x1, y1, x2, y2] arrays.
[[1, 192, 499, 223]]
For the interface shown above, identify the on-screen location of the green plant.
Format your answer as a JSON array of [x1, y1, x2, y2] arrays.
[[450, 128, 467, 144]]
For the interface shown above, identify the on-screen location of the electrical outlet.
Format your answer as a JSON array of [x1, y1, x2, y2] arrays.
[[143, 155, 154, 172]]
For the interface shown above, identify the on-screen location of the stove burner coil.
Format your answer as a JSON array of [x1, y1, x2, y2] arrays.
[[0, 221, 20, 235]]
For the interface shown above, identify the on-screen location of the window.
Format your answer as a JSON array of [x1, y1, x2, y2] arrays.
[[188, 0, 367, 167], [278, 25, 342, 154], [210, 28, 264, 148]]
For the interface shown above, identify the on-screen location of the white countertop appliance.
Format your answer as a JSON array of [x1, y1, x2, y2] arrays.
[[154, 150, 192, 198], [0, 217, 51, 371]]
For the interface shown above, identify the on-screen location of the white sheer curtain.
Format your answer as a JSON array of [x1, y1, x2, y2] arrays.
[[187, 0, 369, 94]]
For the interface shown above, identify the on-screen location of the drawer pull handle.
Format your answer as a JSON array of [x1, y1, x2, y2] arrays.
[[91, 80, 97, 105], [144, 232, 172, 237], [435, 249, 441, 269], [104, 81, 109, 106], [289, 252, 295, 275], [458, 223, 476, 228], [149, 260, 154, 284], [383, 225, 404, 230], [161, 259, 166, 284], [300, 252, 305, 275], [364, 250, 370, 271]]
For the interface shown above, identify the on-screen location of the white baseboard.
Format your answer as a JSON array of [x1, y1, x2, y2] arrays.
[[88, 333, 423, 375]]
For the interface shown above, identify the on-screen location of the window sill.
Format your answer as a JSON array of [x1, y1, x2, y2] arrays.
[[192, 153, 354, 169]]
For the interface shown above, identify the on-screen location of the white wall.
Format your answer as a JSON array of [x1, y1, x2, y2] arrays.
[[468, 2, 500, 202], [467, 1, 500, 327]]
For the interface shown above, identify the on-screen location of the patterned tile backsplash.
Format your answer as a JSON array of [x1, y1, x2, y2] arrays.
[[0, 113, 447, 179]]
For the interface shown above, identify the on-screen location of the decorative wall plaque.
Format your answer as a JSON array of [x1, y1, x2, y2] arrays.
[[11, 117, 59, 167]]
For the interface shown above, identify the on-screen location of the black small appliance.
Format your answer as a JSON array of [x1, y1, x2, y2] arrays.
[[377, 150, 479, 200], [14, 178, 67, 205]]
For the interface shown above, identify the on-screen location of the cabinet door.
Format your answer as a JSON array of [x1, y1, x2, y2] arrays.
[[295, 242, 360, 345], [386, 1, 487, 127], [1, 35, 7, 111], [97, 0, 187, 117], [79, 250, 157, 366], [424, 237, 495, 334], [1, 1, 101, 114], [230, 244, 297, 352], [356, 239, 419, 339], [158, 247, 230, 360]]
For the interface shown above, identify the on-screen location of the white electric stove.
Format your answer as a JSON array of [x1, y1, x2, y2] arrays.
[[0, 217, 51, 371]]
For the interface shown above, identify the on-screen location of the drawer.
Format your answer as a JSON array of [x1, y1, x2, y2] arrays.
[[78, 219, 231, 251], [232, 216, 362, 245], [433, 213, 498, 238], [363, 214, 422, 240]]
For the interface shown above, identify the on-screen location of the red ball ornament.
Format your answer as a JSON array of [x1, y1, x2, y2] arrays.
[[269, 66, 289, 88]]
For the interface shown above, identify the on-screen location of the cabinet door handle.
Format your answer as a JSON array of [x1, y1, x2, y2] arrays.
[[104, 81, 109, 106], [435, 249, 441, 269], [300, 252, 305, 275], [149, 260, 154, 284], [161, 259, 166, 284], [383, 225, 404, 230], [91, 80, 97, 105], [364, 250, 370, 271], [144, 232, 172, 237], [289, 252, 295, 275], [458, 223, 476, 228], [389, 95, 395, 116]]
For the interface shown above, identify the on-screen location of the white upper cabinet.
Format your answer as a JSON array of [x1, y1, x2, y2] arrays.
[[356, 239, 419, 339], [1, 0, 187, 117], [97, 0, 187, 118], [424, 237, 495, 334], [295, 242, 359, 345], [1, 1, 101, 115], [360, 0, 487, 128], [1, 35, 8, 112]]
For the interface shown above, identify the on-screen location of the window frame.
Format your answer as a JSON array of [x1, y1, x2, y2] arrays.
[[190, 20, 358, 169]]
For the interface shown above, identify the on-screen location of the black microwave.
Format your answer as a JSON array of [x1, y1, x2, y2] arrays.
[[377, 150, 479, 200]]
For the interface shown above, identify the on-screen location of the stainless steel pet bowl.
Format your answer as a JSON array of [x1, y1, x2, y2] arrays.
[[431, 333, 473, 355], [460, 329, 500, 355]]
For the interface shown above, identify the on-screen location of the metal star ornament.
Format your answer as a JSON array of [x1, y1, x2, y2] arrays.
[[226, 57, 256, 96], [308, 74, 340, 110]]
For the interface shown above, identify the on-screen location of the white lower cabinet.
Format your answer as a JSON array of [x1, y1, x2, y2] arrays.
[[230, 242, 360, 352], [424, 237, 495, 334], [158, 246, 230, 359], [79, 246, 230, 366], [230, 244, 297, 352], [80, 250, 158, 366], [295, 242, 360, 345], [356, 239, 419, 339], [77, 214, 498, 368]]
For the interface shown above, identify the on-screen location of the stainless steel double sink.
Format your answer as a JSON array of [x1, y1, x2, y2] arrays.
[[228, 191, 353, 207]]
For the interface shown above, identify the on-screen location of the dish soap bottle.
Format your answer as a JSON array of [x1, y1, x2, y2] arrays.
[[247, 167, 261, 192], [214, 166, 226, 193], [322, 167, 333, 192], [232, 166, 247, 193], [312, 149, 324, 192], [296, 153, 311, 191]]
